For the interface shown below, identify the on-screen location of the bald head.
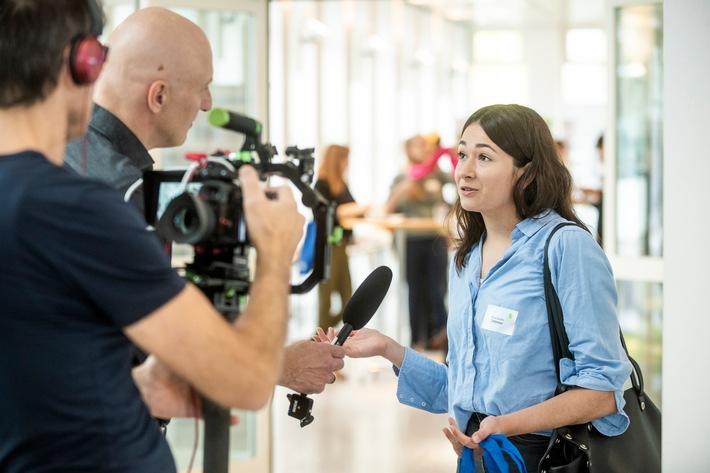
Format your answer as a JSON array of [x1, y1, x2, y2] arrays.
[[94, 7, 213, 149]]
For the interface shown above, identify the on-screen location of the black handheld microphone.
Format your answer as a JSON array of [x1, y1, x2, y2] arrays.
[[333, 265, 393, 346], [287, 265, 392, 428], [208, 107, 262, 137]]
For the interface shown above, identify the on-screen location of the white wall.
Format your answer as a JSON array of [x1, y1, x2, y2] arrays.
[[663, 0, 710, 470]]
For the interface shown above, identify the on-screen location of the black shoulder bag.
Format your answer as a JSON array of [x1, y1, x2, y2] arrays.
[[538, 223, 662, 473]]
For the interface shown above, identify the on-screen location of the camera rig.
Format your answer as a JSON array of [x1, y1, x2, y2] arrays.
[[141, 108, 336, 473], [143, 110, 335, 305]]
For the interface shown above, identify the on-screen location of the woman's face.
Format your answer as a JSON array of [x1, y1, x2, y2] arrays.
[[455, 123, 525, 219]]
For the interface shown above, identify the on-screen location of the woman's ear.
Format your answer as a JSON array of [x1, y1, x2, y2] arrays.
[[513, 162, 530, 180], [147, 80, 168, 113]]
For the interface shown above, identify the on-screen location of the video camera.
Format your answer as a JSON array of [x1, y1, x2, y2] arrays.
[[142, 108, 335, 319]]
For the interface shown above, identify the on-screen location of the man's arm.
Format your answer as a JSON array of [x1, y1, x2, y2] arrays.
[[134, 340, 347, 418], [125, 166, 304, 411]]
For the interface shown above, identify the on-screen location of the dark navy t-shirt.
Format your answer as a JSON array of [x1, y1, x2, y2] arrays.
[[0, 152, 185, 472]]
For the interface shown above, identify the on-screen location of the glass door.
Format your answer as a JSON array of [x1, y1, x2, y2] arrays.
[[102, 1, 271, 471], [607, 0, 663, 405], [139, 0, 270, 468], [141, 0, 268, 171]]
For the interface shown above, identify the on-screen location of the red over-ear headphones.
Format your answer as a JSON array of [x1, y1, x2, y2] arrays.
[[69, 0, 107, 85]]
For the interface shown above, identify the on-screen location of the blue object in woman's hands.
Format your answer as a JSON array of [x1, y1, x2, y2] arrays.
[[459, 434, 527, 473]]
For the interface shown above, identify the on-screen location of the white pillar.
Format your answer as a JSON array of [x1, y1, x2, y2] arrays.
[[663, 0, 710, 470]]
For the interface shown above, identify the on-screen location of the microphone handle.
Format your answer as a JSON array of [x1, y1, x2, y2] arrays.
[[332, 323, 353, 346]]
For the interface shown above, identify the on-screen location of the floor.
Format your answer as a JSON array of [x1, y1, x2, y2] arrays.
[[270, 237, 457, 472], [167, 234, 458, 472], [168, 350, 456, 473], [271, 351, 457, 473]]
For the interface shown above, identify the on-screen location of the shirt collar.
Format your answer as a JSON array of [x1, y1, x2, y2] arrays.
[[89, 103, 154, 169], [512, 209, 559, 241]]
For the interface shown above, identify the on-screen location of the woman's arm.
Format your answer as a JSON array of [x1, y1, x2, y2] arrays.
[[335, 202, 370, 220], [480, 387, 615, 440], [444, 387, 615, 456]]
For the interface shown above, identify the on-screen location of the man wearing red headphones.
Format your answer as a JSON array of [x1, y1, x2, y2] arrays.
[[0, 1, 311, 471]]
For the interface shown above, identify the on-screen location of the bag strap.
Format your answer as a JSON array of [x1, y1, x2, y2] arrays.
[[543, 222, 578, 392], [543, 222, 649, 407]]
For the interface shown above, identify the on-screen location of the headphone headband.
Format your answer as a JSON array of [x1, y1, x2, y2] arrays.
[[85, 0, 104, 37]]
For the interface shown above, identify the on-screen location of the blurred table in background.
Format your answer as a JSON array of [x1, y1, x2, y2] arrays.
[[341, 216, 448, 344], [340, 215, 447, 234]]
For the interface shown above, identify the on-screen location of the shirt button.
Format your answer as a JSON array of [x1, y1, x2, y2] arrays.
[[421, 402, 427, 407], [409, 397, 415, 402], [399, 394, 404, 399]]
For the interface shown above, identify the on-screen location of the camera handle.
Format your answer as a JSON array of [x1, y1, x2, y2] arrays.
[[259, 160, 335, 294], [203, 398, 232, 473], [182, 252, 244, 473]]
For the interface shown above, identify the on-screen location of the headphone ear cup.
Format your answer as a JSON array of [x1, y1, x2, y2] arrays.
[[69, 36, 105, 85]]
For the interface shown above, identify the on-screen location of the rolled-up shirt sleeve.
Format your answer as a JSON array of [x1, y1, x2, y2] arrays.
[[559, 358, 631, 435], [552, 228, 633, 436]]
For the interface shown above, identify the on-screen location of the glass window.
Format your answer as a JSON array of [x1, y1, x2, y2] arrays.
[[566, 28, 606, 62], [617, 280, 663, 406], [473, 30, 524, 63], [614, 4, 664, 257], [562, 63, 606, 105], [157, 8, 258, 170], [154, 6, 261, 468], [470, 64, 529, 106]]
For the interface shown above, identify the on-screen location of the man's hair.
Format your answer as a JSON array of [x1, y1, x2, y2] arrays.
[[0, 0, 100, 108]]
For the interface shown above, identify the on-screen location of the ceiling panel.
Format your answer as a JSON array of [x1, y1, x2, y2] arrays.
[[406, 0, 605, 28]]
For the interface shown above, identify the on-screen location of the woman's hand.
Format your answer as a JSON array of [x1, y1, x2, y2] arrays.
[[442, 415, 506, 459], [314, 327, 405, 367], [443, 417, 481, 459]]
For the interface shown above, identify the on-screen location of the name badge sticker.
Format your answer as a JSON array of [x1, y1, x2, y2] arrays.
[[481, 304, 518, 336]]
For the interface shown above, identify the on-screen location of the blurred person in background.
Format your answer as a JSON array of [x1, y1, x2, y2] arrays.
[[385, 134, 451, 351], [577, 134, 604, 246], [314, 144, 369, 331], [556, 136, 604, 246]]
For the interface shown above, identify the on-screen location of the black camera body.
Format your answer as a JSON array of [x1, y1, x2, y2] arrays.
[[158, 175, 245, 247]]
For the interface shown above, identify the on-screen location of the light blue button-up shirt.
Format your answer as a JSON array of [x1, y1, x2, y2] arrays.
[[395, 211, 632, 436]]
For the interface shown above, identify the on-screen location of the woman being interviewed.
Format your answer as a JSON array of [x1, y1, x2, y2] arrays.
[[320, 104, 631, 471]]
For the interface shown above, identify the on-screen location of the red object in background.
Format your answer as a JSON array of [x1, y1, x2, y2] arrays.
[[184, 152, 208, 162], [407, 147, 458, 180]]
